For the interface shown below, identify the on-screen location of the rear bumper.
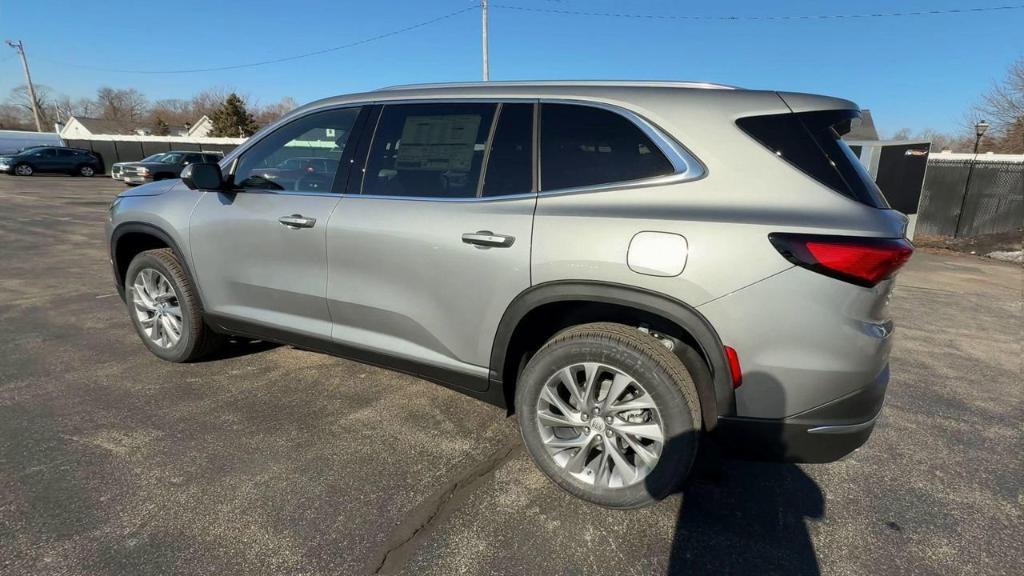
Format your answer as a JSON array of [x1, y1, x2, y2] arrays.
[[711, 365, 888, 463]]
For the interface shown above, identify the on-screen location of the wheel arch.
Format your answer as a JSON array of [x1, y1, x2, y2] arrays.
[[489, 281, 735, 429], [110, 222, 199, 304]]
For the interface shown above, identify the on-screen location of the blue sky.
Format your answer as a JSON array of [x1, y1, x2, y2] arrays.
[[1, 0, 1021, 136]]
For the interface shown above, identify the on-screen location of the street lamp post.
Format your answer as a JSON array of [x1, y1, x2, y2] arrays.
[[953, 120, 990, 238]]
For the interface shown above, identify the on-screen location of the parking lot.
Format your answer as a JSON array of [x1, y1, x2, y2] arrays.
[[0, 175, 1020, 576]]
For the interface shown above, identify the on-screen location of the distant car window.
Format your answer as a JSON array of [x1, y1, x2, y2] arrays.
[[540, 104, 673, 191], [159, 153, 185, 164], [202, 154, 221, 163], [234, 107, 361, 193], [32, 148, 56, 157], [183, 154, 204, 165], [482, 104, 533, 197], [362, 103, 497, 198], [141, 153, 166, 162]]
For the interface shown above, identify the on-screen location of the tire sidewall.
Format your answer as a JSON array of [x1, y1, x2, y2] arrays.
[[125, 252, 198, 362], [516, 335, 698, 509]]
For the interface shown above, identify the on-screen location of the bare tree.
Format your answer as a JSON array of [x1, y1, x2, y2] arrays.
[[8, 84, 55, 129], [0, 102, 33, 130], [95, 86, 149, 126], [972, 58, 1024, 153], [190, 87, 231, 119], [253, 96, 297, 125]]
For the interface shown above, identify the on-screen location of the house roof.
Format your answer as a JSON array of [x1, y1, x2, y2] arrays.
[[70, 117, 135, 135]]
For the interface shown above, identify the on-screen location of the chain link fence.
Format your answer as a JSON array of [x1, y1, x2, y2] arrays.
[[917, 156, 1023, 238]]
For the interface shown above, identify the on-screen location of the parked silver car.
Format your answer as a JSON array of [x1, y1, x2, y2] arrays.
[[106, 81, 912, 508]]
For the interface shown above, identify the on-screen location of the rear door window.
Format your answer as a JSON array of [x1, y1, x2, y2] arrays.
[[540, 103, 673, 191], [361, 103, 497, 198]]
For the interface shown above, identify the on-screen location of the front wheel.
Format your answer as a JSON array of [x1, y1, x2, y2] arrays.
[[14, 163, 33, 176], [516, 322, 702, 509], [125, 248, 224, 362]]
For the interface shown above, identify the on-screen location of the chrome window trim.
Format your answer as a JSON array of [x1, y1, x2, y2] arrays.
[[224, 97, 704, 203]]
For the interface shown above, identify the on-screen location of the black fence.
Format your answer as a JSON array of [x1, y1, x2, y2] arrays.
[[64, 139, 242, 174], [917, 157, 1024, 238]]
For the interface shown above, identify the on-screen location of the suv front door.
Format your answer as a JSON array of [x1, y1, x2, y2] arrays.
[[326, 103, 536, 388], [189, 107, 366, 340]]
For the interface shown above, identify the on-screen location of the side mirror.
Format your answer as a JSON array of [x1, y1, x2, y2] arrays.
[[181, 162, 225, 190]]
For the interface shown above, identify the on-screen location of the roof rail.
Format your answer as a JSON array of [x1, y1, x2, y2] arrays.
[[377, 80, 741, 91]]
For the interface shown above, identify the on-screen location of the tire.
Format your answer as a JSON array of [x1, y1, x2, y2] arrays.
[[516, 322, 702, 509], [13, 163, 33, 176], [124, 248, 225, 362], [78, 165, 96, 177]]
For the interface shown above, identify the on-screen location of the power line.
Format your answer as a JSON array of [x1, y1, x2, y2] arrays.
[[489, 2, 1024, 21], [35, 5, 478, 75]]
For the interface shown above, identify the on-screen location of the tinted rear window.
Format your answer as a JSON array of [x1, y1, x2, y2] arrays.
[[736, 110, 888, 208], [540, 104, 673, 191]]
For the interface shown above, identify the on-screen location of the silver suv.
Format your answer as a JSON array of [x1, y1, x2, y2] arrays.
[[107, 81, 913, 508]]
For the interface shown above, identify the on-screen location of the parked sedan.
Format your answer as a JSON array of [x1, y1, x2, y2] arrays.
[[122, 151, 223, 185], [0, 146, 103, 176], [112, 153, 167, 181]]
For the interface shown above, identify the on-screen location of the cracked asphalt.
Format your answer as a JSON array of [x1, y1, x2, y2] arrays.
[[1, 176, 1021, 576]]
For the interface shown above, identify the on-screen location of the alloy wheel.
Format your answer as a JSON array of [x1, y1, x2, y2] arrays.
[[14, 164, 32, 176], [535, 362, 665, 489], [130, 268, 183, 348], [80, 166, 94, 176]]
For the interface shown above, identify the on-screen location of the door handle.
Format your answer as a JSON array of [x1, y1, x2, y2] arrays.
[[278, 214, 316, 229], [462, 231, 515, 248]]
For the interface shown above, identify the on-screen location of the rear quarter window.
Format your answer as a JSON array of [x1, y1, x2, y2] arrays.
[[540, 103, 673, 191], [736, 110, 888, 208]]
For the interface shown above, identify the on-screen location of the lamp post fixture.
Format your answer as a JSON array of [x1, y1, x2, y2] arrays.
[[953, 120, 990, 238]]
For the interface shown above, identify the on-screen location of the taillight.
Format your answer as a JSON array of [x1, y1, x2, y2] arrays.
[[769, 233, 913, 287]]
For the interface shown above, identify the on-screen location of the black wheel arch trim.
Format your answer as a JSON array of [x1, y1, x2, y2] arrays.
[[488, 280, 736, 429], [110, 222, 202, 306]]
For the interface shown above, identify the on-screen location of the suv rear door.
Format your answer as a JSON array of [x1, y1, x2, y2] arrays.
[[189, 106, 367, 339], [325, 102, 536, 388]]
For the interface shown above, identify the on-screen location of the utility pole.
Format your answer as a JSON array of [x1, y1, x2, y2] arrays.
[[5, 40, 43, 132], [481, 0, 490, 81]]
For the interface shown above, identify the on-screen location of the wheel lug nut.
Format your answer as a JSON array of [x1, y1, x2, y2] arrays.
[[592, 407, 600, 415], [605, 416, 613, 424], [581, 413, 589, 421], [584, 427, 591, 434], [605, 430, 613, 437]]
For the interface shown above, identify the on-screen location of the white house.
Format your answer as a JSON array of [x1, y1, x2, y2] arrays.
[[186, 115, 214, 138], [60, 115, 216, 139], [59, 117, 135, 139]]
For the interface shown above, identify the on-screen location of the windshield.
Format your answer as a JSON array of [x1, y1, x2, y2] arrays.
[[142, 153, 166, 162]]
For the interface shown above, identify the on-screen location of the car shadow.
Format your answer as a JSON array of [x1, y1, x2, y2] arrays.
[[195, 338, 281, 362], [660, 440, 825, 575]]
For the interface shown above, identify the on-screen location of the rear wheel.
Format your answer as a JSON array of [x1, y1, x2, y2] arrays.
[[125, 248, 224, 362], [516, 322, 701, 509], [14, 163, 32, 176], [78, 165, 95, 177]]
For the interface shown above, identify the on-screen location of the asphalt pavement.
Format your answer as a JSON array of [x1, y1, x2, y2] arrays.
[[0, 175, 1020, 575]]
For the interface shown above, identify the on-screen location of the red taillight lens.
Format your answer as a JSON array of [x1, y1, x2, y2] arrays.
[[724, 346, 742, 389], [769, 233, 913, 287]]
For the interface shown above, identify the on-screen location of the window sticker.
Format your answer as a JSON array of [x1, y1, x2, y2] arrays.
[[396, 114, 482, 172]]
